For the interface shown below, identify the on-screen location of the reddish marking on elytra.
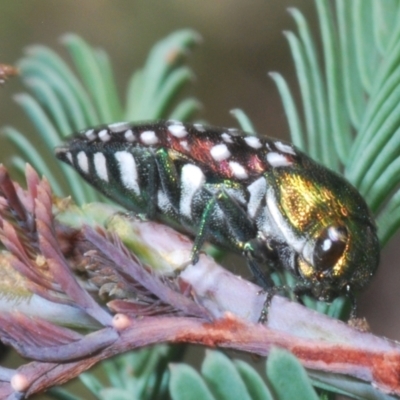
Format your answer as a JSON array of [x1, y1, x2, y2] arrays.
[[218, 160, 232, 178], [248, 154, 267, 174]]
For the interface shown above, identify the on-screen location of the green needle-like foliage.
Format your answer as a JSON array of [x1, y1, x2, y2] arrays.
[[5, 30, 202, 206], [4, 2, 400, 399], [271, 0, 400, 247], [171, 349, 314, 400], [169, 349, 389, 400], [77, 345, 178, 400], [4, 29, 205, 400]]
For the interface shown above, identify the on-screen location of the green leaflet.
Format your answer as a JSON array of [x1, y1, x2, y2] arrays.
[[272, 0, 400, 247]]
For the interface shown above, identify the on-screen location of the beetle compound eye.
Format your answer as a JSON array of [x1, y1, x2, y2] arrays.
[[313, 226, 348, 271]]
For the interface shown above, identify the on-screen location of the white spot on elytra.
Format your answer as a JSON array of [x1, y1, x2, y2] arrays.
[[275, 141, 296, 155], [157, 189, 173, 213], [247, 177, 267, 218], [180, 164, 205, 218], [266, 152, 292, 167], [94, 152, 109, 181], [114, 151, 140, 195], [140, 130, 158, 145], [210, 143, 231, 161], [244, 136, 262, 149], [85, 129, 96, 141], [229, 161, 248, 179], [169, 124, 188, 138], [98, 129, 111, 142], [194, 123, 205, 132], [108, 121, 130, 133], [221, 133, 233, 143], [180, 140, 190, 151], [77, 151, 89, 173], [124, 129, 136, 142]]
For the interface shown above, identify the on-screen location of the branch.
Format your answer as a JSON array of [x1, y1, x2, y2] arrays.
[[0, 164, 399, 398]]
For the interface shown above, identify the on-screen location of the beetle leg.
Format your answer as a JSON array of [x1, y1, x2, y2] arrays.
[[246, 258, 275, 289], [191, 187, 256, 264]]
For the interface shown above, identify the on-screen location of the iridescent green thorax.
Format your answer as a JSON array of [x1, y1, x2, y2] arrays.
[[55, 120, 380, 305], [266, 155, 379, 299]]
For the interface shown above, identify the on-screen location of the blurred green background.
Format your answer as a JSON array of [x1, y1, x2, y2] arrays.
[[0, 1, 399, 395]]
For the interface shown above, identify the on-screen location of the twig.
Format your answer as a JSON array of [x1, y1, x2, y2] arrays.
[[0, 164, 399, 398]]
